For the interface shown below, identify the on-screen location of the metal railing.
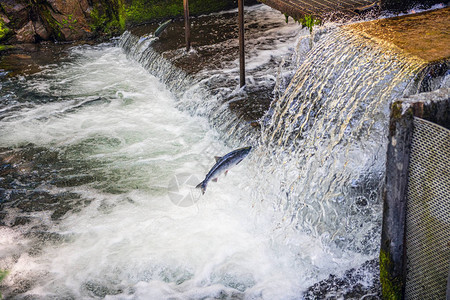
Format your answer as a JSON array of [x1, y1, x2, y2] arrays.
[[404, 117, 450, 299], [380, 87, 450, 299]]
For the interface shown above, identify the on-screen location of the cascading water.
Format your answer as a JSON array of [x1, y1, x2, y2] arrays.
[[253, 27, 426, 254], [1, 43, 291, 299], [118, 5, 304, 144], [0, 5, 431, 299]]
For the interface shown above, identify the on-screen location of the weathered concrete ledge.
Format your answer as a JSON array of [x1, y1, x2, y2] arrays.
[[259, 0, 379, 20], [397, 88, 450, 128], [258, 0, 445, 21], [126, 6, 301, 125], [347, 10, 450, 300], [139, 7, 449, 120], [345, 7, 449, 95], [346, 7, 450, 64]]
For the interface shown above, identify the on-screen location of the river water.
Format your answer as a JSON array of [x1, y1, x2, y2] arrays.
[[2, 3, 439, 298], [0, 41, 375, 298]]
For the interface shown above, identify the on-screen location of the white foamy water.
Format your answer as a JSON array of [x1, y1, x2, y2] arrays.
[[0, 43, 371, 299]]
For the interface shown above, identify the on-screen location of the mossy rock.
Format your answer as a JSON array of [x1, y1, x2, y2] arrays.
[[0, 44, 14, 52], [89, 0, 238, 35], [89, 0, 127, 36], [0, 0, 240, 42], [123, 0, 237, 26], [0, 20, 12, 41]]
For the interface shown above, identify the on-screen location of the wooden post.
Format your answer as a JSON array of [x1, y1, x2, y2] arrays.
[[238, 0, 245, 87], [184, 0, 191, 52], [380, 101, 414, 299]]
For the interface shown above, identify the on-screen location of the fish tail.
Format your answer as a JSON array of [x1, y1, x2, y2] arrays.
[[195, 181, 207, 195]]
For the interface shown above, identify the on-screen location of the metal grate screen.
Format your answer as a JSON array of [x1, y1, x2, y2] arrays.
[[404, 117, 450, 299]]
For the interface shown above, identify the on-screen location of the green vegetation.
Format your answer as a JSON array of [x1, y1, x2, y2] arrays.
[[124, 1, 181, 24], [283, 14, 322, 34], [90, 6, 110, 32], [0, 270, 8, 299], [38, 4, 64, 40], [0, 20, 11, 41], [124, 0, 235, 26], [89, 0, 126, 35], [1, 0, 237, 41], [0, 44, 13, 51], [90, 0, 127, 34], [299, 15, 321, 34], [90, 0, 234, 33], [61, 14, 78, 30], [379, 249, 402, 299], [117, 0, 126, 31]]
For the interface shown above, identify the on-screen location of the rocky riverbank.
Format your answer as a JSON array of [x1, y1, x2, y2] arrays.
[[0, 0, 240, 44]]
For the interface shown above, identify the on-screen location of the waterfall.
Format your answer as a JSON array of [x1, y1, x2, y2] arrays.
[[253, 27, 426, 254], [0, 7, 436, 298], [118, 24, 427, 255], [118, 32, 193, 96], [118, 31, 262, 145]]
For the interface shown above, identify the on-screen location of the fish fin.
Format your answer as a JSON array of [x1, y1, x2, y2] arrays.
[[214, 156, 222, 162], [195, 181, 206, 195], [224, 170, 228, 176], [212, 178, 218, 182], [236, 159, 244, 165]]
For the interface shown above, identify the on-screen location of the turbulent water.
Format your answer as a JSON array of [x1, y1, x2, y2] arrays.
[[0, 5, 433, 300], [255, 28, 426, 254], [0, 44, 276, 298], [0, 43, 368, 299]]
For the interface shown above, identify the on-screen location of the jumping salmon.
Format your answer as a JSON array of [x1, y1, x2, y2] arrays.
[[196, 146, 252, 194], [154, 19, 172, 37]]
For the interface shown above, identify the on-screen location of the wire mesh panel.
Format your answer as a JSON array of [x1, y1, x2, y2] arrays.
[[404, 117, 450, 299]]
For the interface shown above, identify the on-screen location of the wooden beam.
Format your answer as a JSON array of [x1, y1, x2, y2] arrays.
[[238, 0, 245, 87], [184, 0, 191, 52], [380, 101, 414, 299]]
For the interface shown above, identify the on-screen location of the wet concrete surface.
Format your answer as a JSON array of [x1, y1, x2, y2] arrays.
[[127, 6, 301, 124], [346, 7, 450, 63], [260, 0, 377, 20], [126, 5, 449, 126]]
